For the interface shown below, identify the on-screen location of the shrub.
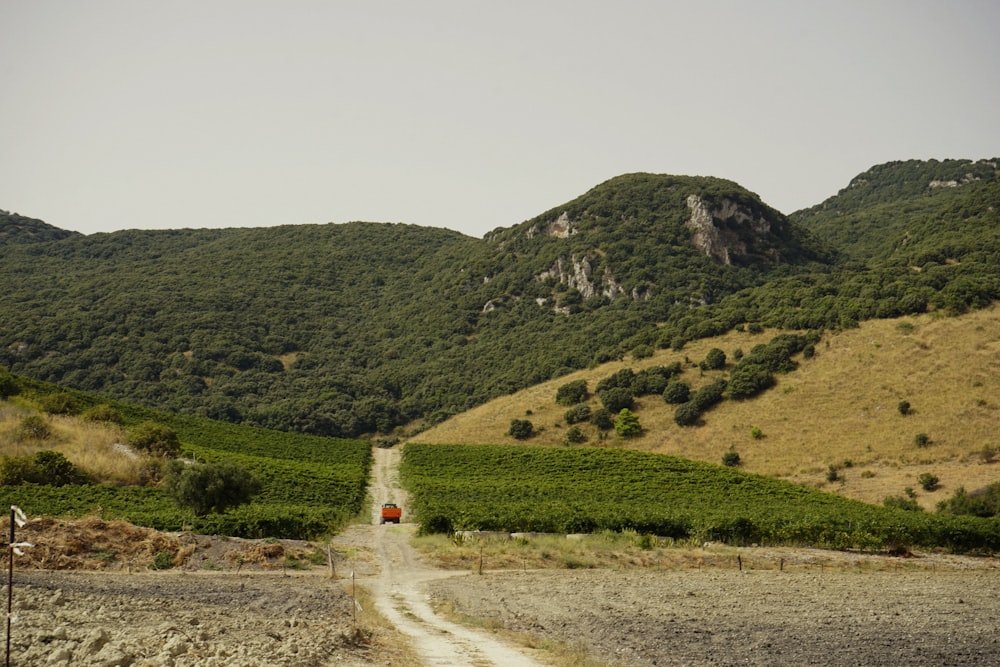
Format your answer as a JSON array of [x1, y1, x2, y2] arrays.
[[508, 419, 534, 440], [15, 415, 51, 441], [614, 409, 642, 438], [673, 402, 701, 427], [82, 404, 125, 424], [722, 450, 741, 467], [150, 551, 175, 570], [38, 392, 82, 415], [826, 465, 840, 483], [914, 433, 930, 448], [631, 344, 654, 360], [0, 450, 89, 486], [563, 426, 587, 445], [918, 472, 940, 492], [691, 378, 727, 411], [727, 363, 774, 399], [591, 408, 614, 431], [0, 369, 18, 398], [598, 387, 634, 413], [555, 380, 588, 406], [883, 496, 923, 512], [564, 404, 591, 425], [750, 426, 763, 440], [898, 400, 911, 416], [128, 422, 181, 457], [164, 460, 262, 516], [662, 379, 690, 404], [700, 348, 726, 371]]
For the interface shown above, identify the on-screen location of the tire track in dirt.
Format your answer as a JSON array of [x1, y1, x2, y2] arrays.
[[364, 446, 543, 667]]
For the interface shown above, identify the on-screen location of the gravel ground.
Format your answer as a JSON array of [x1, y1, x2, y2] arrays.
[[430, 568, 1000, 666], [5, 570, 403, 667]]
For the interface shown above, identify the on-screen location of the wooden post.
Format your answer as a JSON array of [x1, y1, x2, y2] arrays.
[[779, 558, 784, 572], [327, 544, 335, 579], [737, 554, 742, 571], [478, 545, 484, 576]]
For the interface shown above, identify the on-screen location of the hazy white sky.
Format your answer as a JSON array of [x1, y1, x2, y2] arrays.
[[2, 1, 998, 238]]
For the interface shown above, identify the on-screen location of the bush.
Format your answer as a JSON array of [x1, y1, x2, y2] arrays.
[[164, 460, 262, 516], [826, 465, 840, 483], [883, 496, 923, 512], [662, 379, 690, 404], [631, 344, 654, 360], [0, 450, 89, 486], [82, 404, 125, 424], [898, 400, 911, 416], [673, 402, 701, 427], [914, 433, 930, 448], [508, 419, 534, 440], [918, 472, 940, 491], [38, 392, 82, 415], [727, 363, 775, 399], [128, 422, 181, 457], [555, 380, 588, 406], [150, 550, 175, 570], [591, 408, 614, 431], [0, 369, 18, 398], [598, 387, 634, 413], [564, 404, 591, 425], [563, 426, 587, 445], [15, 415, 51, 441], [690, 378, 727, 411], [614, 409, 642, 438], [722, 450, 741, 467], [700, 348, 726, 371], [751, 426, 763, 440]]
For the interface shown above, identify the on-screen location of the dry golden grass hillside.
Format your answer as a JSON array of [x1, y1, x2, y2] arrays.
[[409, 306, 1000, 510]]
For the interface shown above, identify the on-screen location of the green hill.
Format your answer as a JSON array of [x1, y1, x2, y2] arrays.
[[2, 162, 998, 438]]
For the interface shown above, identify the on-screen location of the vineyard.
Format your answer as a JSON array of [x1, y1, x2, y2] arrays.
[[401, 444, 1000, 553], [0, 378, 372, 538]]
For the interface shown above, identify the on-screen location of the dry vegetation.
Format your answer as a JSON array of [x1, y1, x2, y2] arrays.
[[0, 403, 147, 485], [410, 307, 1000, 510]]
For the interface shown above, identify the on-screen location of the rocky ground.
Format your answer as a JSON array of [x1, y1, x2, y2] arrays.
[[430, 566, 1000, 666]]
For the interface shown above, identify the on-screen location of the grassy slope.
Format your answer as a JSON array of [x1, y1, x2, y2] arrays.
[[410, 306, 1000, 510]]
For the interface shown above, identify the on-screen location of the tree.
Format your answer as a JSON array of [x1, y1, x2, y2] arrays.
[[591, 408, 614, 430], [662, 379, 690, 404], [918, 472, 939, 491], [673, 402, 701, 427], [555, 379, 588, 406], [508, 419, 534, 440], [564, 403, 591, 425], [128, 422, 181, 457], [700, 348, 726, 371], [614, 409, 642, 437], [164, 460, 261, 516], [598, 387, 633, 413]]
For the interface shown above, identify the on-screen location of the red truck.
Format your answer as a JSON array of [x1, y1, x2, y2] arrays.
[[379, 503, 402, 524]]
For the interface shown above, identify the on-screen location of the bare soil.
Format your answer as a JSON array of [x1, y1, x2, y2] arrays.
[[430, 567, 1000, 666]]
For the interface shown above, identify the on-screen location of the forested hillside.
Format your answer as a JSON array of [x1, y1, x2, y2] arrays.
[[1, 161, 998, 437]]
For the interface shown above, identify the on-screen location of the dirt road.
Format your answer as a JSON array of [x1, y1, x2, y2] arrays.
[[363, 446, 544, 667]]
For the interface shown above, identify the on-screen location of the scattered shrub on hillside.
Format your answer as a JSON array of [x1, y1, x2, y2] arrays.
[[563, 426, 587, 445], [15, 415, 52, 441], [662, 379, 690, 404], [751, 426, 764, 440], [634, 365, 678, 396], [598, 387, 634, 413], [82, 404, 125, 424], [747, 323, 764, 334], [555, 379, 589, 406], [700, 348, 726, 371], [673, 401, 701, 427], [732, 348, 743, 361], [898, 400, 911, 416], [564, 403, 591, 425], [691, 378, 727, 411], [127, 421, 181, 457], [614, 409, 642, 438], [918, 472, 940, 491], [164, 459, 261, 516], [883, 496, 923, 512], [914, 433, 930, 448], [508, 419, 534, 440], [38, 392, 82, 415], [722, 450, 741, 467], [727, 363, 776, 400], [596, 368, 636, 394], [937, 483, 1000, 518], [0, 450, 90, 486], [802, 344, 815, 359], [591, 408, 614, 431], [826, 465, 840, 483]]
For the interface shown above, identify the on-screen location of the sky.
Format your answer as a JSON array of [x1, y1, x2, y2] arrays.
[[2, 1, 999, 239]]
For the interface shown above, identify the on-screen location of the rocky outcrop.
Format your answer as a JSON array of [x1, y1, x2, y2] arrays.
[[525, 212, 577, 240], [536, 255, 627, 301], [685, 195, 774, 265]]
